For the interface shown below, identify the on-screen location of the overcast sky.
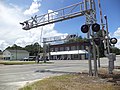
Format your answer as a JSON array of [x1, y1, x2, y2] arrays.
[[0, 0, 120, 50]]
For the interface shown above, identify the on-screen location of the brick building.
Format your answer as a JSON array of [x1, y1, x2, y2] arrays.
[[49, 42, 90, 60]]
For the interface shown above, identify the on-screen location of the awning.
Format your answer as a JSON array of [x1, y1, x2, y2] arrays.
[[50, 50, 88, 55]]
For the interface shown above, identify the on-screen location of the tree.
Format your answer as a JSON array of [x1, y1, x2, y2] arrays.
[[64, 35, 85, 43], [24, 42, 43, 56], [110, 47, 120, 55], [5, 43, 43, 56], [5, 44, 24, 50], [95, 30, 120, 56], [0, 50, 2, 52]]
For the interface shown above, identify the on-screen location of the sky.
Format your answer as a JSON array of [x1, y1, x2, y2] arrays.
[[0, 0, 120, 50]]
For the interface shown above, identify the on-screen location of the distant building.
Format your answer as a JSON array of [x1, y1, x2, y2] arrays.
[[49, 42, 90, 60], [0, 51, 3, 60], [3, 50, 29, 60]]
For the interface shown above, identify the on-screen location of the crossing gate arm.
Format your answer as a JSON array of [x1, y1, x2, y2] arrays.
[[20, 0, 95, 30]]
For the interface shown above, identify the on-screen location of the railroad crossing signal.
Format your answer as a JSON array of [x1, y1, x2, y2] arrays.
[[92, 23, 100, 32], [81, 23, 100, 33], [81, 25, 89, 33], [110, 38, 117, 45]]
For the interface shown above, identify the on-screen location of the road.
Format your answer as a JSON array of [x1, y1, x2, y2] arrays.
[[0, 56, 120, 90]]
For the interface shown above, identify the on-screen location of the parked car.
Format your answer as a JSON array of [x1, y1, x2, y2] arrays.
[[23, 57, 29, 61], [22, 56, 36, 61], [39, 56, 49, 61], [29, 56, 36, 61]]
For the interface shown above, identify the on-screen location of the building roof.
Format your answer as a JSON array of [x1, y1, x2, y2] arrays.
[[50, 41, 90, 48], [50, 50, 88, 55], [6, 50, 29, 53]]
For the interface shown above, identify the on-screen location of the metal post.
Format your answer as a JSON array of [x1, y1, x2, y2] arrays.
[[96, 46, 100, 68], [84, 0, 93, 76], [93, 0, 97, 19], [104, 16, 116, 74], [92, 31, 98, 76], [16, 47, 17, 60], [104, 15, 110, 54], [92, 0, 98, 76], [39, 26, 43, 54], [89, 0, 92, 10], [92, 0, 100, 68], [43, 40, 46, 63], [108, 53, 116, 74], [13, 44, 17, 60], [98, 0, 107, 55], [84, 0, 87, 11], [87, 28, 93, 76], [48, 43, 50, 60]]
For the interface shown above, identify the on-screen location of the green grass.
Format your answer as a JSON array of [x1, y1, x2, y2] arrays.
[[0, 61, 53, 65], [19, 74, 120, 90]]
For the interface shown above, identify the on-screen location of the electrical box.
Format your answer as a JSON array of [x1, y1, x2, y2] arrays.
[[108, 53, 116, 74]]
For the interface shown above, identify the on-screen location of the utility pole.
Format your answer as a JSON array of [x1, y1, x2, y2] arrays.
[[16, 46, 17, 60], [13, 44, 17, 60]]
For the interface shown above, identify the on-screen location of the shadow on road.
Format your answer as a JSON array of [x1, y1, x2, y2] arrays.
[[35, 69, 86, 74]]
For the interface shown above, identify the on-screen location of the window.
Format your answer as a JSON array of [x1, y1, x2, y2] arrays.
[[55, 47, 58, 52], [79, 46, 81, 50], [50, 48, 54, 52], [76, 46, 79, 50], [74, 54, 78, 58], [81, 45, 84, 50], [60, 47, 64, 51], [65, 46, 70, 51], [71, 46, 76, 50]]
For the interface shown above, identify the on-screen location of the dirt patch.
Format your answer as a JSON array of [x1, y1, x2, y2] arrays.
[[115, 66, 120, 69], [98, 68, 120, 87], [19, 69, 120, 90]]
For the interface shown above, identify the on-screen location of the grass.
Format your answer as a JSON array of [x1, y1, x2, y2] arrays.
[[0, 61, 53, 65], [19, 72, 120, 90]]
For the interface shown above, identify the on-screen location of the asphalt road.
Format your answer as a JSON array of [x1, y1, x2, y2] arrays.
[[0, 56, 120, 90]]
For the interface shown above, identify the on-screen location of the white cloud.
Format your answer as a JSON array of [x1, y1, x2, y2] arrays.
[[113, 27, 120, 48], [113, 27, 120, 37], [0, 40, 10, 50], [0, 1, 67, 50], [115, 38, 120, 48], [0, 2, 25, 49], [24, 0, 41, 15]]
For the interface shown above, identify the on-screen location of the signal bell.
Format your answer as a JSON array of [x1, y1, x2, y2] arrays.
[[81, 25, 89, 33]]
